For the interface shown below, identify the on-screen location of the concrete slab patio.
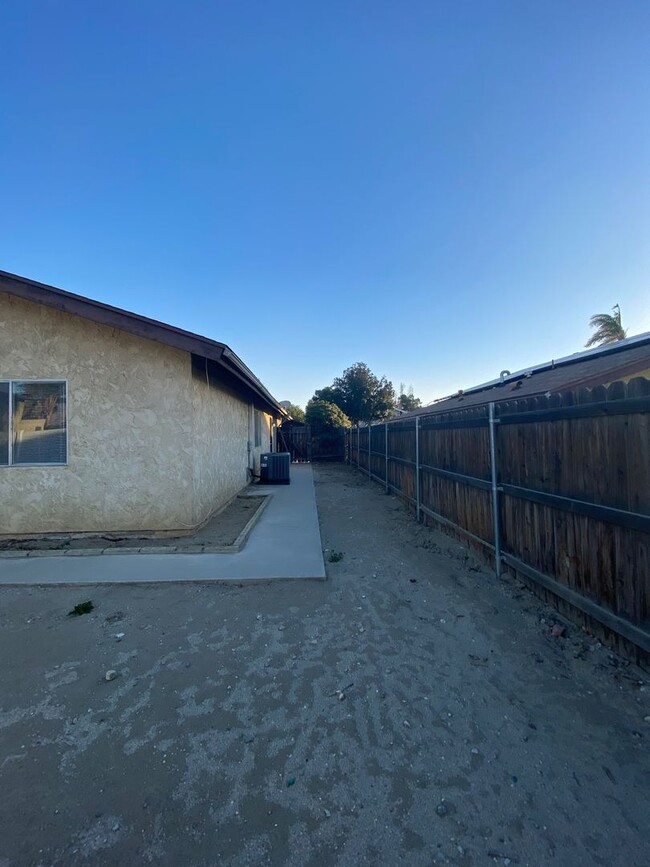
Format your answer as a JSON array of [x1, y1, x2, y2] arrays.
[[0, 464, 326, 585]]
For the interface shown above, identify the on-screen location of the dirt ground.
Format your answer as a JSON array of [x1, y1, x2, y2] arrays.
[[0, 463, 648, 867], [0, 495, 268, 554]]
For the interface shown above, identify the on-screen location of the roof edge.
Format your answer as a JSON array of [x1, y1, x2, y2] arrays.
[[0, 269, 286, 417], [429, 330, 650, 406]]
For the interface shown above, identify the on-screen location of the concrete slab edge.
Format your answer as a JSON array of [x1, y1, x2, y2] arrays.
[[0, 574, 328, 588], [0, 495, 272, 559]]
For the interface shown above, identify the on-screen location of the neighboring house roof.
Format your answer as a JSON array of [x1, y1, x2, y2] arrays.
[[0, 269, 286, 418], [410, 332, 650, 417]]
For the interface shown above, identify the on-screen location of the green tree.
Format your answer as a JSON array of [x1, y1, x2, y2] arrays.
[[305, 399, 351, 430], [329, 362, 395, 423], [284, 403, 305, 423], [396, 385, 421, 412], [585, 304, 627, 347], [313, 385, 344, 406]]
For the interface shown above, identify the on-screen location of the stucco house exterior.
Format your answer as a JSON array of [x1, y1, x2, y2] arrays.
[[0, 270, 286, 536]]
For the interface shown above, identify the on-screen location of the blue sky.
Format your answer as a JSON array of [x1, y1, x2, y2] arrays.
[[1, 1, 648, 407]]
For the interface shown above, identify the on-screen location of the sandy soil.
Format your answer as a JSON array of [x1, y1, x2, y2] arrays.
[[0, 463, 648, 866]]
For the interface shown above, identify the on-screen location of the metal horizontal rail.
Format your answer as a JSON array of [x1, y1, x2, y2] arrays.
[[497, 396, 650, 425], [500, 484, 650, 534], [419, 463, 492, 492], [420, 504, 495, 552], [501, 553, 650, 653], [387, 454, 417, 468], [418, 417, 489, 431], [387, 482, 416, 505]]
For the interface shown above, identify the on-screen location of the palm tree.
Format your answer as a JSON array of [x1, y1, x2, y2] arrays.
[[585, 304, 627, 347]]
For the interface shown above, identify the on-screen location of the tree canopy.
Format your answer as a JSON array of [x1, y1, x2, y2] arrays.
[[585, 304, 627, 347], [396, 385, 422, 412], [312, 362, 395, 424], [305, 399, 351, 430], [283, 403, 305, 423]]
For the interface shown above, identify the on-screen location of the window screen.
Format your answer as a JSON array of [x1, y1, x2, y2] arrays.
[[0, 382, 8, 466], [11, 381, 67, 465], [254, 410, 262, 447]]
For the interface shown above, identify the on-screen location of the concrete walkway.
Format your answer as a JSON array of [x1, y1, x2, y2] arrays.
[[0, 464, 326, 585]]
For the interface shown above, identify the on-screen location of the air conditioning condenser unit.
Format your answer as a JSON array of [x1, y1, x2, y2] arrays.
[[259, 452, 291, 484]]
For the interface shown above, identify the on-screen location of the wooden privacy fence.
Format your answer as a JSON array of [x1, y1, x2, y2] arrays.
[[346, 377, 650, 659], [278, 425, 347, 462]]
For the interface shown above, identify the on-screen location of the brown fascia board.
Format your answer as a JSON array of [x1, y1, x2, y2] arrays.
[[0, 269, 285, 418]]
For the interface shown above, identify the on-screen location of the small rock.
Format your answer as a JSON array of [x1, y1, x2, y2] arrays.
[[114, 632, 125, 641], [403, 720, 411, 728], [551, 624, 566, 638], [286, 776, 296, 787], [324, 808, 331, 817], [336, 692, 345, 701], [409, 578, 417, 583], [105, 670, 118, 682], [243, 734, 255, 744], [471, 748, 479, 755], [435, 802, 448, 817], [644, 715, 650, 723]]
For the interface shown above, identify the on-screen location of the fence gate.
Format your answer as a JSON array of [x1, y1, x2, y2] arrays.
[[278, 425, 346, 462]]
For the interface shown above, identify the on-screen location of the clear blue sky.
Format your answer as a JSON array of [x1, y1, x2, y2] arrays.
[[1, 1, 648, 407]]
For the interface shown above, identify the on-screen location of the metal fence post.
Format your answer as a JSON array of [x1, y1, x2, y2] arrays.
[[488, 403, 502, 577], [385, 422, 389, 493], [356, 423, 360, 469], [367, 423, 371, 478], [415, 416, 421, 522]]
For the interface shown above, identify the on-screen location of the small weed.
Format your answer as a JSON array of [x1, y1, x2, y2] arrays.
[[68, 600, 94, 617], [328, 550, 344, 563]]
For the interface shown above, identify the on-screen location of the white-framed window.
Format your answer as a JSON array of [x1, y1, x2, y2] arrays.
[[0, 380, 68, 466], [254, 409, 263, 447]]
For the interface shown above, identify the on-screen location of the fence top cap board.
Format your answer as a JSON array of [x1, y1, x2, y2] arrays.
[[398, 331, 650, 419]]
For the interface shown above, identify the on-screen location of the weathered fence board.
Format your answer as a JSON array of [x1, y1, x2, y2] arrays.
[[347, 376, 650, 662], [279, 425, 346, 462]]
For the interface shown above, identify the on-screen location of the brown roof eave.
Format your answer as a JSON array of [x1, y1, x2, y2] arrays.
[[0, 269, 286, 418]]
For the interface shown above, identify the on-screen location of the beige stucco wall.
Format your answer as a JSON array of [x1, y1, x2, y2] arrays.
[[190, 375, 250, 526], [0, 292, 268, 535], [250, 408, 274, 476]]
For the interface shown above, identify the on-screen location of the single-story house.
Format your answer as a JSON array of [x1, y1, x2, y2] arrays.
[[0, 270, 286, 536], [415, 332, 650, 416]]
